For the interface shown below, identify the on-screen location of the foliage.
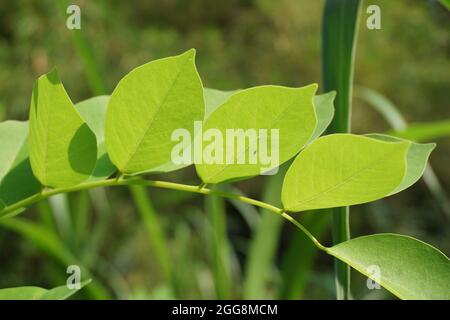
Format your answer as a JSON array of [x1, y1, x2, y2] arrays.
[[0, 51, 448, 299]]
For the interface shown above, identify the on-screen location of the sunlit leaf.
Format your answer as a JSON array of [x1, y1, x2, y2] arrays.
[[29, 69, 97, 187], [326, 234, 450, 299], [105, 49, 204, 175], [307, 91, 335, 143], [0, 279, 91, 300], [75, 96, 116, 180], [0, 121, 40, 206], [282, 134, 411, 212], [203, 88, 237, 120], [366, 134, 435, 194], [196, 84, 318, 183]]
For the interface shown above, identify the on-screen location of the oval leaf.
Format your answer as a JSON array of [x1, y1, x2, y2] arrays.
[[29, 69, 97, 188], [196, 84, 318, 184], [105, 49, 204, 175], [282, 134, 411, 212], [326, 234, 450, 300]]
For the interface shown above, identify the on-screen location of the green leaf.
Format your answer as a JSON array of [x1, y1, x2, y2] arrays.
[[0, 121, 40, 206], [75, 96, 116, 180], [282, 134, 411, 212], [0, 279, 91, 300], [366, 134, 435, 195], [29, 69, 97, 188], [196, 84, 318, 184], [326, 234, 450, 300], [307, 91, 336, 143], [105, 49, 204, 175], [204, 88, 237, 120]]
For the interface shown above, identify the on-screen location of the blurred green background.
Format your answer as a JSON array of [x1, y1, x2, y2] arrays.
[[0, 0, 448, 299]]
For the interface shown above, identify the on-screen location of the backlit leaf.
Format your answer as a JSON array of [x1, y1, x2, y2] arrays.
[[196, 84, 318, 184], [0, 279, 91, 300], [75, 96, 116, 180], [0, 121, 40, 206], [29, 69, 97, 188], [204, 88, 237, 120], [366, 134, 435, 195], [326, 234, 450, 299], [105, 49, 204, 175], [282, 134, 410, 212], [307, 91, 336, 143]]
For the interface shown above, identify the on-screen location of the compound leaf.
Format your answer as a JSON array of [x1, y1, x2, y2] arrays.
[[282, 134, 411, 212], [326, 234, 450, 300], [105, 49, 204, 175], [29, 69, 97, 188]]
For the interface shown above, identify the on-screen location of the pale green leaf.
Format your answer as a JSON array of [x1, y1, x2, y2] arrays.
[[307, 91, 336, 143], [366, 134, 435, 195], [282, 134, 410, 212], [0, 121, 28, 181], [326, 234, 450, 300], [75, 96, 116, 180], [196, 84, 318, 184], [0, 279, 91, 300], [0, 121, 40, 206], [105, 49, 204, 175], [29, 69, 97, 188], [204, 88, 238, 120]]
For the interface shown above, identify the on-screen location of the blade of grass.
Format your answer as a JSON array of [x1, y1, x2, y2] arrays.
[[279, 210, 331, 299], [205, 185, 232, 299], [223, 185, 260, 231], [0, 217, 110, 299], [72, 191, 90, 248], [81, 188, 114, 268], [129, 185, 173, 286], [36, 200, 57, 233], [242, 165, 287, 299], [55, 0, 107, 95], [322, 0, 361, 300], [48, 194, 76, 252]]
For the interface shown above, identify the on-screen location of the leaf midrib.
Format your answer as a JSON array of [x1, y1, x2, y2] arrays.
[[202, 88, 316, 182], [288, 146, 407, 210], [120, 55, 191, 172]]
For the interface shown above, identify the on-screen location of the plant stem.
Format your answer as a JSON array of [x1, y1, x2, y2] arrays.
[[0, 178, 326, 252], [322, 0, 361, 300]]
